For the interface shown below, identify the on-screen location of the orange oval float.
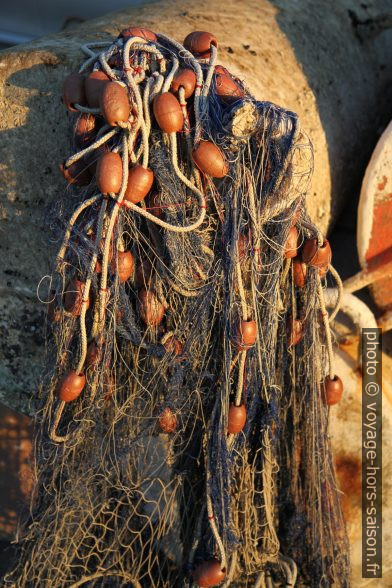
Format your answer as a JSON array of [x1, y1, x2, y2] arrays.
[[100, 82, 130, 127], [324, 375, 343, 405], [227, 404, 247, 434], [120, 27, 157, 41], [85, 70, 109, 108], [153, 92, 184, 133], [58, 371, 86, 402], [183, 31, 218, 59], [171, 69, 197, 99], [62, 72, 86, 112], [287, 317, 303, 346], [124, 165, 154, 204], [193, 559, 226, 587], [139, 289, 165, 326], [159, 407, 177, 433], [64, 280, 89, 317], [215, 69, 243, 102], [302, 238, 332, 270], [113, 250, 135, 283], [236, 319, 257, 349], [192, 141, 228, 178], [96, 152, 123, 195]]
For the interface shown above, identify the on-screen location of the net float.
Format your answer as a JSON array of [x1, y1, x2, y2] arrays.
[[302, 238, 332, 270], [236, 319, 257, 349], [58, 371, 86, 402], [153, 92, 184, 133], [171, 68, 197, 99], [163, 336, 183, 356], [183, 31, 218, 59], [120, 27, 157, 41], [324, 375, 343, 405], [293, 257, 307, 288], [139, 289, 165, 326], [86, 341, 101, 367], [124, 164, 154, 203], [214, 70, 243, 103], [85, 70, 110, 108], [227, 404, 247, 434], [62, 72, 86, 112], [214, 65, 229, 76], [96, 152, 123, 195], [287, 317, 303, 346], [192, 141, 228, 178], [112, 250, 135, 283], [74, 113, 97, 147], [100, 81, 130, 127], [193, 559, 226, 587], [158, 407, 177, 433], [284, 226, 299, 258], [60, 159, 91, 186], [64, 280, 89, 317]]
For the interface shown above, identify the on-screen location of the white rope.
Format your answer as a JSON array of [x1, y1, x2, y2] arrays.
[[328, 264, 343, 322], [117, 132, 206, 233], [98, 134, 129, 331], [123, 38, 150, 168], [202, 43, 217, 97], [162, 56, 179, 92], [76, 199, 107, 374], [149, 72, 165, 102], [57, 195, 101, 266], [74, 104, 101, 114], [234, 350, 247, 406], [300, 219, 323, 246], [65, 128, 119, 168], [204, 426, 227, 571], [49, 400, 67, 443], [316, 273, 335, 379], [156, 33, 203, 142]]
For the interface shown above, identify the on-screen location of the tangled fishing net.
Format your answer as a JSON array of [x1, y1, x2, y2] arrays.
[[5, 27, 350, 587]]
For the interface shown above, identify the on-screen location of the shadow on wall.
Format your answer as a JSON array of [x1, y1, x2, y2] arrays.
[[271, 0, 392, 341], [271, 0, 392, 233]]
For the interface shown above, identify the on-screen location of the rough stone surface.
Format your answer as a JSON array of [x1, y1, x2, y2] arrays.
[[0, 0, 391, 414]]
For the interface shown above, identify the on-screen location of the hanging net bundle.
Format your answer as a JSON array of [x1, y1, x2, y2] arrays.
[[5, 26, 350, 588]]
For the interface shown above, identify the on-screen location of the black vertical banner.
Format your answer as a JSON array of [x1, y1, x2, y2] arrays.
[[362, 328, 382, 578]]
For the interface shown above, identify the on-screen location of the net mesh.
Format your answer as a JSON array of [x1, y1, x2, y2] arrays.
[[4, 28, 350, 588]]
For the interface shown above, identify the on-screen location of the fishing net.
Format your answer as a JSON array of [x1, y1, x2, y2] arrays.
[[4, 27, 350, 587]]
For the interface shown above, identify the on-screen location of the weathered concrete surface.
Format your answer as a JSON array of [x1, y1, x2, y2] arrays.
[[0, 0, 391, 413]]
